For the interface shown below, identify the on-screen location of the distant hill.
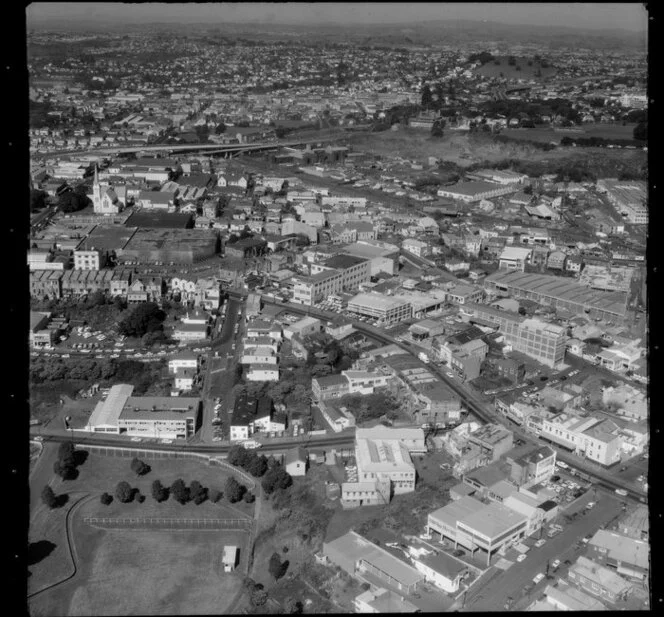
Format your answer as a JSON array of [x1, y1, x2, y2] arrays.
[[27, 18, 647, 50]]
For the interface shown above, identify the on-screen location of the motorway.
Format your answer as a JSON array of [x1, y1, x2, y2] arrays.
[[31, 132, 354, 160]]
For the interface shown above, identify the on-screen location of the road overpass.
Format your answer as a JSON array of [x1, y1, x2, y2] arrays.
[[31, 132, 353, 159]]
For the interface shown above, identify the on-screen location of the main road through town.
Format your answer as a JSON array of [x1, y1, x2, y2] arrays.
[[30, 291, 645, 502]]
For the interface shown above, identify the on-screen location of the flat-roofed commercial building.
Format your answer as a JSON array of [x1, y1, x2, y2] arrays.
[[348, 292, 412, 325], [310, 254, 371, 291], [342, 428, 419, 508], [341, 240, 400, 276], [323, 531, 424, 594], [498, 246, 532, 272], [467, 423, 514, 462], [427, 496, 528, 566], [85, 384, 199, 439], [527, 412, 623, 466], [293, 270, 344, 306], [461, 302, 566, 368], [484, 271, 628, 320]]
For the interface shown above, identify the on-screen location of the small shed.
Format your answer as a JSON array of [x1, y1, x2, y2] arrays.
[[222, 545, 239, 572]]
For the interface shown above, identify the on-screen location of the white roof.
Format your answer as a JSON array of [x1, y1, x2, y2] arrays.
[[356, 437, 414, 473], [499, 246, 532, 260], [87, 384, 134, 429], [349, 292, 411, 311]]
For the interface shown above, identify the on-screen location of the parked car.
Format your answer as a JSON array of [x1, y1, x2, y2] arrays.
[[517, 554, 527, 563], [533, 573, 545, 584], [552, 559, 561, 570], [535, 539, 546, 548]]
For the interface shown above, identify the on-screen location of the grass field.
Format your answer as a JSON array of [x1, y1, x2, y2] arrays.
[[502, 123, 640, 144], [473, 56, 557, 81], [30, 526, 246, 616], [53, 452, 255, 519], [28, 497, 77, 595]]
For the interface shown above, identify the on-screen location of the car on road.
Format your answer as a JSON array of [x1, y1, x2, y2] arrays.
[[615, 488, 628, 496], [535, 539, 546, 548], [552, 559, 561, 570], [212, 437, 222, 442], [130, 437, 142, 443], [160, 439, 173, 444], [33, 436, 43, 442], [533, 573, 545, 584], [586, 501, 596, 510], [517, 554, 527, 563]]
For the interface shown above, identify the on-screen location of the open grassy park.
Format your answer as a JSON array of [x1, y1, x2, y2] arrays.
[[30, 526, 247, 616], [28, 450, 255, 615]]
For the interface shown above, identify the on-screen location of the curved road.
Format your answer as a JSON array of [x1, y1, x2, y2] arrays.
[[228, 291, 647, 503]]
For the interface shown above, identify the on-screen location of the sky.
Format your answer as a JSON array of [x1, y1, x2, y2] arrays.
[[27, 2, 649, 32]]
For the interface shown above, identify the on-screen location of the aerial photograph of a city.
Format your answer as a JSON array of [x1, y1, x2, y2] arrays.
[[25, 2, 652, 614]]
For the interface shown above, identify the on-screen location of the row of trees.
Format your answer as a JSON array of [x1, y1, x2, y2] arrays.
[[102, 476, 254, 506]]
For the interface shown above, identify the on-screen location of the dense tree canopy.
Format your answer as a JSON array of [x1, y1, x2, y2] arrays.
[[118, 302, 165, 338]]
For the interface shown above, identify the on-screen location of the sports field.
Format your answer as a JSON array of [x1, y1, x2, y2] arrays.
[[30, 525, 247, 616]]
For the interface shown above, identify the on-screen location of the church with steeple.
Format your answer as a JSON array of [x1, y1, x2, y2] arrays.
[[92, 165, 126, 215]]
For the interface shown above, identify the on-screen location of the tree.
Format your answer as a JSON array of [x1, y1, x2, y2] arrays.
[[118, 302, 165, 338], [261, 464, 293, 495], [41, 485, 58, 509], [421, 83, 433, 109], [57, 190, 90, 213], [30, 189, 48, 211], [151, 480, 169, 502], [209, 488, 222, 503], [523, 184, 533, 195], [215, 121, 226, 134], [633, 121, 647, 142], [225, 476, 246, 503], [268, 552, 289, 581], [431, 122, 444, 138], [115, 481, 134, 503], [227, 444, 250, 468], [53, 460, 78, 480], [58, 442, 76, 467], [244, 491, 256, 503], [190, 480, 208, 505], [170, 479, 190, 504], [284, 598, 303, 614], [130, 457, 151, 477], [100, 492, 113, 505], [246, 454, 268, 478]]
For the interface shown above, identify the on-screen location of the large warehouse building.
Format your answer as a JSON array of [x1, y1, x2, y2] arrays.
[[84, 384, 200, 439], [323, 531, 424, 594], [483, 271, 628, 320]]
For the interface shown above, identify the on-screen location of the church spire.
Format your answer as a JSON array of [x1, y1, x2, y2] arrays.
[[93, 163, 99, 186]]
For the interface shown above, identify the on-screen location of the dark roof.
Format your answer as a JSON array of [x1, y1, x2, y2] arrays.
[[323, 254, 368, 270], [447, 325, 485, 346], [538, 500, 558, 512], [126, 211, 193, 229]]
